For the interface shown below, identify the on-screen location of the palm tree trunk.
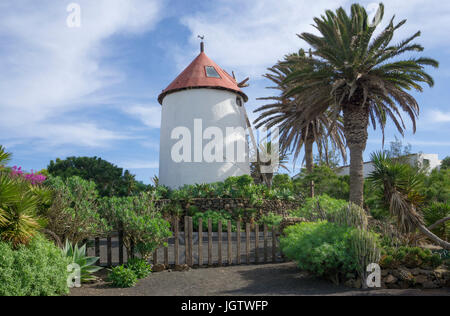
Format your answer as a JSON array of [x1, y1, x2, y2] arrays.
[[417, 224, 450, 250], [305, 138, 314, 174], [343, 104, 369, 207]]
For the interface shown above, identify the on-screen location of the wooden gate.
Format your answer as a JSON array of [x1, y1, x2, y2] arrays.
[[87, 216, 284, 267]]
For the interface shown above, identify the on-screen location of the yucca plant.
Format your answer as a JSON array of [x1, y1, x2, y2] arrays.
[[0, 146, 42, 246], [368, 151, 450, 249], [62, 239, 102, 283]]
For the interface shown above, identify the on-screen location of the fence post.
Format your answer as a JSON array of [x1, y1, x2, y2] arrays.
[[164, 238, 169, 267], [263, 224, 268, 263], [95, 237, 100, 265], [184, 216, 189, 265], [208, 218, 212, 266], [118, 230, 124, 265], [188, 216, 193, 266], [218, 220, 222, 266], [227, 220, 232, 265], [198, 218, 203, 267], [255, 224, 259, 264], [153, 249, 158, 265], [246, 223, 250, 264], [272, 226, 277, 263], [174, 219, 179, 266], [236, 220, 241, 265], [130, 240, 135, 259], [107, 236, 112, 267]]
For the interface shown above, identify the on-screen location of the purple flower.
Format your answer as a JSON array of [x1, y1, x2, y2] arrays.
[[10, 166, 46, 184]]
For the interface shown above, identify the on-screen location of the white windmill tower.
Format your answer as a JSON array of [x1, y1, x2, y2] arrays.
[[158, 39, 251, 188]]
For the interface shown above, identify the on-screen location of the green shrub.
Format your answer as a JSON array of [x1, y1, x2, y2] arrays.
[[127, 258, 152, 279], [380, 246, 442, 269], [192, 210, 236, 232], [421, 169, 450, 204], [289, 194, 347, 219], [62, 240, 102, 283], [272, 174, 293, 192], [258, 212, 283, 230], [422, 202, 449, 240], [0, 235, 69, 296], [108, 266, 137, 288], [45, 176, 108, 244], [289, 195, 368, 230], [280, 221, 379, 284], [99, 192, 172, 260], [292, 166, 349, 200]]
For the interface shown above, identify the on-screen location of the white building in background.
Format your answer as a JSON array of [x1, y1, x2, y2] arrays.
[[158, 42, 251, 188], [335, 153, 442, 178]]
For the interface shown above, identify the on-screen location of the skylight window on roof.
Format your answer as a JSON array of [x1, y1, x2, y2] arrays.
[[205, 66, 221, 78]]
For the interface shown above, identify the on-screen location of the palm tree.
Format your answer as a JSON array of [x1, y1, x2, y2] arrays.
[[368, 152, 449, 249], [284, 3, 438, 206], [254, 50, 347, 174]]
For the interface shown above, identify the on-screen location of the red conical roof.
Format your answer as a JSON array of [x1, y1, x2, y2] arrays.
[[158, 52, 248, 104]]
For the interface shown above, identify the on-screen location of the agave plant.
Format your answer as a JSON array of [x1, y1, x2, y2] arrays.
[[62, 240, 102, 283]]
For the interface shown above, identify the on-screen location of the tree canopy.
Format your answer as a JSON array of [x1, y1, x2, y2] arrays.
[[47, 156, 149, 197]]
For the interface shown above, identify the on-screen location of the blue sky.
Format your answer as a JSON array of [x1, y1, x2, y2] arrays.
[[1, 0, 449, 183]]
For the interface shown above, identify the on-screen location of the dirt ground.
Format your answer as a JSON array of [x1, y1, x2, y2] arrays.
[[69, 262, 450, 296]]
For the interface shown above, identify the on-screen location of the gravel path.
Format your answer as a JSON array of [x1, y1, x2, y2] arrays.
[[70, 262, 450, 296]]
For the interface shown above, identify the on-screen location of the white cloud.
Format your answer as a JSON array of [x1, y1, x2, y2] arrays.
[[0, 0, 163, 147], [429, 110, 450, 123], [178, 0, 450, 77], [7, 123, 133, 148], [123, 105, 161, 128]]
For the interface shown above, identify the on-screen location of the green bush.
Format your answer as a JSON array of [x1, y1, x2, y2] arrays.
[[280, 221, 379, 284], [289, 194, 347, 219], [126, 258, 152, 279], [0, 235, 69, 296], [293, 166, 349, 200], [152, 175, 296, 203], [421, 169, 450, 204], [192, 210, 236, 232], [422, 202, 449, 240], [272, 174, 293, 192], [258, 212, 283, 230], [289, 195, 368, 230], [108, 266, 137, 288], [45, 176, 108, 244], [380, 246, 442, 269], [99, 192, 172, 260]]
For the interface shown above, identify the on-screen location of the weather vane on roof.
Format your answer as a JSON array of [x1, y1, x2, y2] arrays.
[[198, 35, 205, 52]]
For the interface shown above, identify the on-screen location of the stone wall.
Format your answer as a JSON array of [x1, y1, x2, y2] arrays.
[[156, 198, 300, 217], [344, 265, 449, 289]]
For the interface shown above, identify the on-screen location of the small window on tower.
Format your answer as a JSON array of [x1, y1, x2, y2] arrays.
[[205, 66, 221, 78]]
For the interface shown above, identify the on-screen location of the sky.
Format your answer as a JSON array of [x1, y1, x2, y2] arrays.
[[1, 0, 449, 183]]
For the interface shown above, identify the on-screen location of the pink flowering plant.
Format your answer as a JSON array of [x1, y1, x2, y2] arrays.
[[10, 166, 46, 185]]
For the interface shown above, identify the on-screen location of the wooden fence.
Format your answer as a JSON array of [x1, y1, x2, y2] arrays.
[[86, 216, 283, 268]]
